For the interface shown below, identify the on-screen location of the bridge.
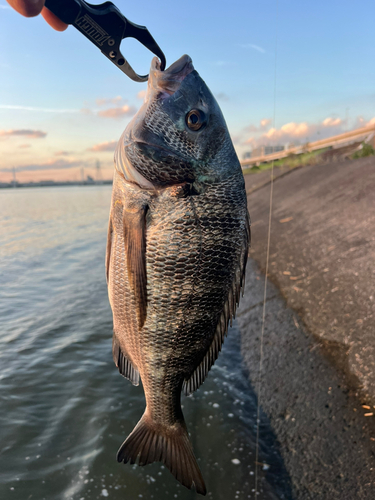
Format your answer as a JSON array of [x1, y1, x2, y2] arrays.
[[240, 124, 375, 168]]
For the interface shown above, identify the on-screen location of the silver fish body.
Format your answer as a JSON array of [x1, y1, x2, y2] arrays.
[[106, 55, 250, 495]]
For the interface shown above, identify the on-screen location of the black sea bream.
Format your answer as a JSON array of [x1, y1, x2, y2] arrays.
[[106, 54, 250, 495]]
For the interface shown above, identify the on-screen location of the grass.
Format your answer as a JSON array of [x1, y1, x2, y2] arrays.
[[352, 142, 375, 159], [242, 148, 328, 175]]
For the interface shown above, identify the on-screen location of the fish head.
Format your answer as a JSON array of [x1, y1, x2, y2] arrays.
[[115, 55, 239, 188]]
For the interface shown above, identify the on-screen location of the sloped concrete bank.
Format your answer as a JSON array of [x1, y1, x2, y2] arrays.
[[237, 157, 375, 499]]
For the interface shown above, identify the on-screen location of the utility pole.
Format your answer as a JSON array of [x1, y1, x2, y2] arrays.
[[95, 160, 103, 184], [12, 167, 17, 188], [346, 108, 349, 131]]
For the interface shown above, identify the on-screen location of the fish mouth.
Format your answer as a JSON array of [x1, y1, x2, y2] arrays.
[[149, 54, 195, 95]]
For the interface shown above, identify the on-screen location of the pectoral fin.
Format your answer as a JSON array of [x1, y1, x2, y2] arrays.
[[123, 204, 148, 329]]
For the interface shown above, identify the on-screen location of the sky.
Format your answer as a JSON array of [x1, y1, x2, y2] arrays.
[[1, 0, 375, 183]]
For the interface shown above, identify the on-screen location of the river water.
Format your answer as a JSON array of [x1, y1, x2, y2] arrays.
[[0, 186, 292, 500]]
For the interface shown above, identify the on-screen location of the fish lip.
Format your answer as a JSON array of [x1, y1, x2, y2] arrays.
[[149, 55, 195, 95]]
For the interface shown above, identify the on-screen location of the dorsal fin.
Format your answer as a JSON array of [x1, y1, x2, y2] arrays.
[[123, 204, 148, 329], [183, 209, 251, 396]]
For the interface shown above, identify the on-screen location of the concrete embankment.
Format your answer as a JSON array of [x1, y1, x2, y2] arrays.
[[237, 156, 375, 499]]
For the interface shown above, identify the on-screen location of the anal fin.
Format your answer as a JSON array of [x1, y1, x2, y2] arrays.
[[112, 335, 140, 386]]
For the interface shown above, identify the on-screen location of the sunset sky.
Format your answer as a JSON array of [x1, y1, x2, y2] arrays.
[[1, 0, 374, 183]]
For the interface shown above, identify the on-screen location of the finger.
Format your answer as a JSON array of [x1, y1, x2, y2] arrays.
[[6, 0, 45, 17], [41, 7, 68, 31]]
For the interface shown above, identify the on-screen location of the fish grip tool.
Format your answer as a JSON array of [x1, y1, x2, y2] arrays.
[[44, 0, 166, 82]]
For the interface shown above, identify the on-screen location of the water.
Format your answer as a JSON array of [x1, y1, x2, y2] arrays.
[[0, 186, 292, 500]]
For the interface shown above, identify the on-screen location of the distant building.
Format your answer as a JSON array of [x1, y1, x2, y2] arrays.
[[244, 145, 285, 158], [265, 145, 284, 155]]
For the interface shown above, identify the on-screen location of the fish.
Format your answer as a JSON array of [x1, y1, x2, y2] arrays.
[[106, 54, 250, 495]]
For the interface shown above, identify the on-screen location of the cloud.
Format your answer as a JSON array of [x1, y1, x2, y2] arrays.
[[243, 119, 272, 134], [96, 96, 123, 106], [137, 90, 147, 100], [244, 136, 256, 145], [242, 116, 346, 147], [238, 43, 266, 54], [212, 61, 234, 67], [19, 144, 31, 149], [0, 4, 11, 8], [216, 92, 230, 101], [1, 158, 81, 173], [54, 150, 72, 156], [98, 105, 136, 119], [88, 140, 117, 152], [0, 104, 78, 113], [264, 122, 310, 140], [80, 107, 93, 115], [0, 129, 47, 138], [355, 116, 375, 127], [244, 124, 258, 133], [322, 117, 342, 127], [260, 118, 272, 129]]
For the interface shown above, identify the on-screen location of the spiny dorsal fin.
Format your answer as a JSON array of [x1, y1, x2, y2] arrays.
[[117, 412, 206, 495], [183, 208, 251, 396], [112, 335, 140, 386], [123, 204, 148, 329]]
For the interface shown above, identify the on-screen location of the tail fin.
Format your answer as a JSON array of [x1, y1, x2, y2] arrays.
[[117, 412, 207, 495]]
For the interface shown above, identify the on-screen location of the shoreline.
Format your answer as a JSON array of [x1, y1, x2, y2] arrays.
[[238, 157, 375, 498]]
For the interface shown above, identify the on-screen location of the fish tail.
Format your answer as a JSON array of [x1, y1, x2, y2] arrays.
[[116, 411, 207, 495]]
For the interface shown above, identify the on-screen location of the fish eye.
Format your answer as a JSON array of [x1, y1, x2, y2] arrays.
[[186, 109, 207, 131]]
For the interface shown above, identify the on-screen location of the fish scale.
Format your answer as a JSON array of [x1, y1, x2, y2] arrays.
[[106, 54, 250, 495]]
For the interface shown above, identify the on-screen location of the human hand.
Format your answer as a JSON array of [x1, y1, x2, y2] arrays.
[[7, 0, 68, 31]]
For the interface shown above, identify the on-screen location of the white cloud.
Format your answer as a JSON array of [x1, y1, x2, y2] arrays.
[[260, 118, 272, 129], [242, 116, 346, 147], [0, 104, 78, 113], [237, 43, 266, 54], [216, 92, 230, 101], [322, 117, 342, 127], [0, 129, 47, 138], [96, 96, 123, 107], [88, 140, 117, 152], [97, 105, 136, 119], [1, 158, 81, 172], [137, 90, 147, 100], [54, 151, 72, 156]]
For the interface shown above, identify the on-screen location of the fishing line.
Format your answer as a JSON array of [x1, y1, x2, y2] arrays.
[[254, 0, 279, 497]]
